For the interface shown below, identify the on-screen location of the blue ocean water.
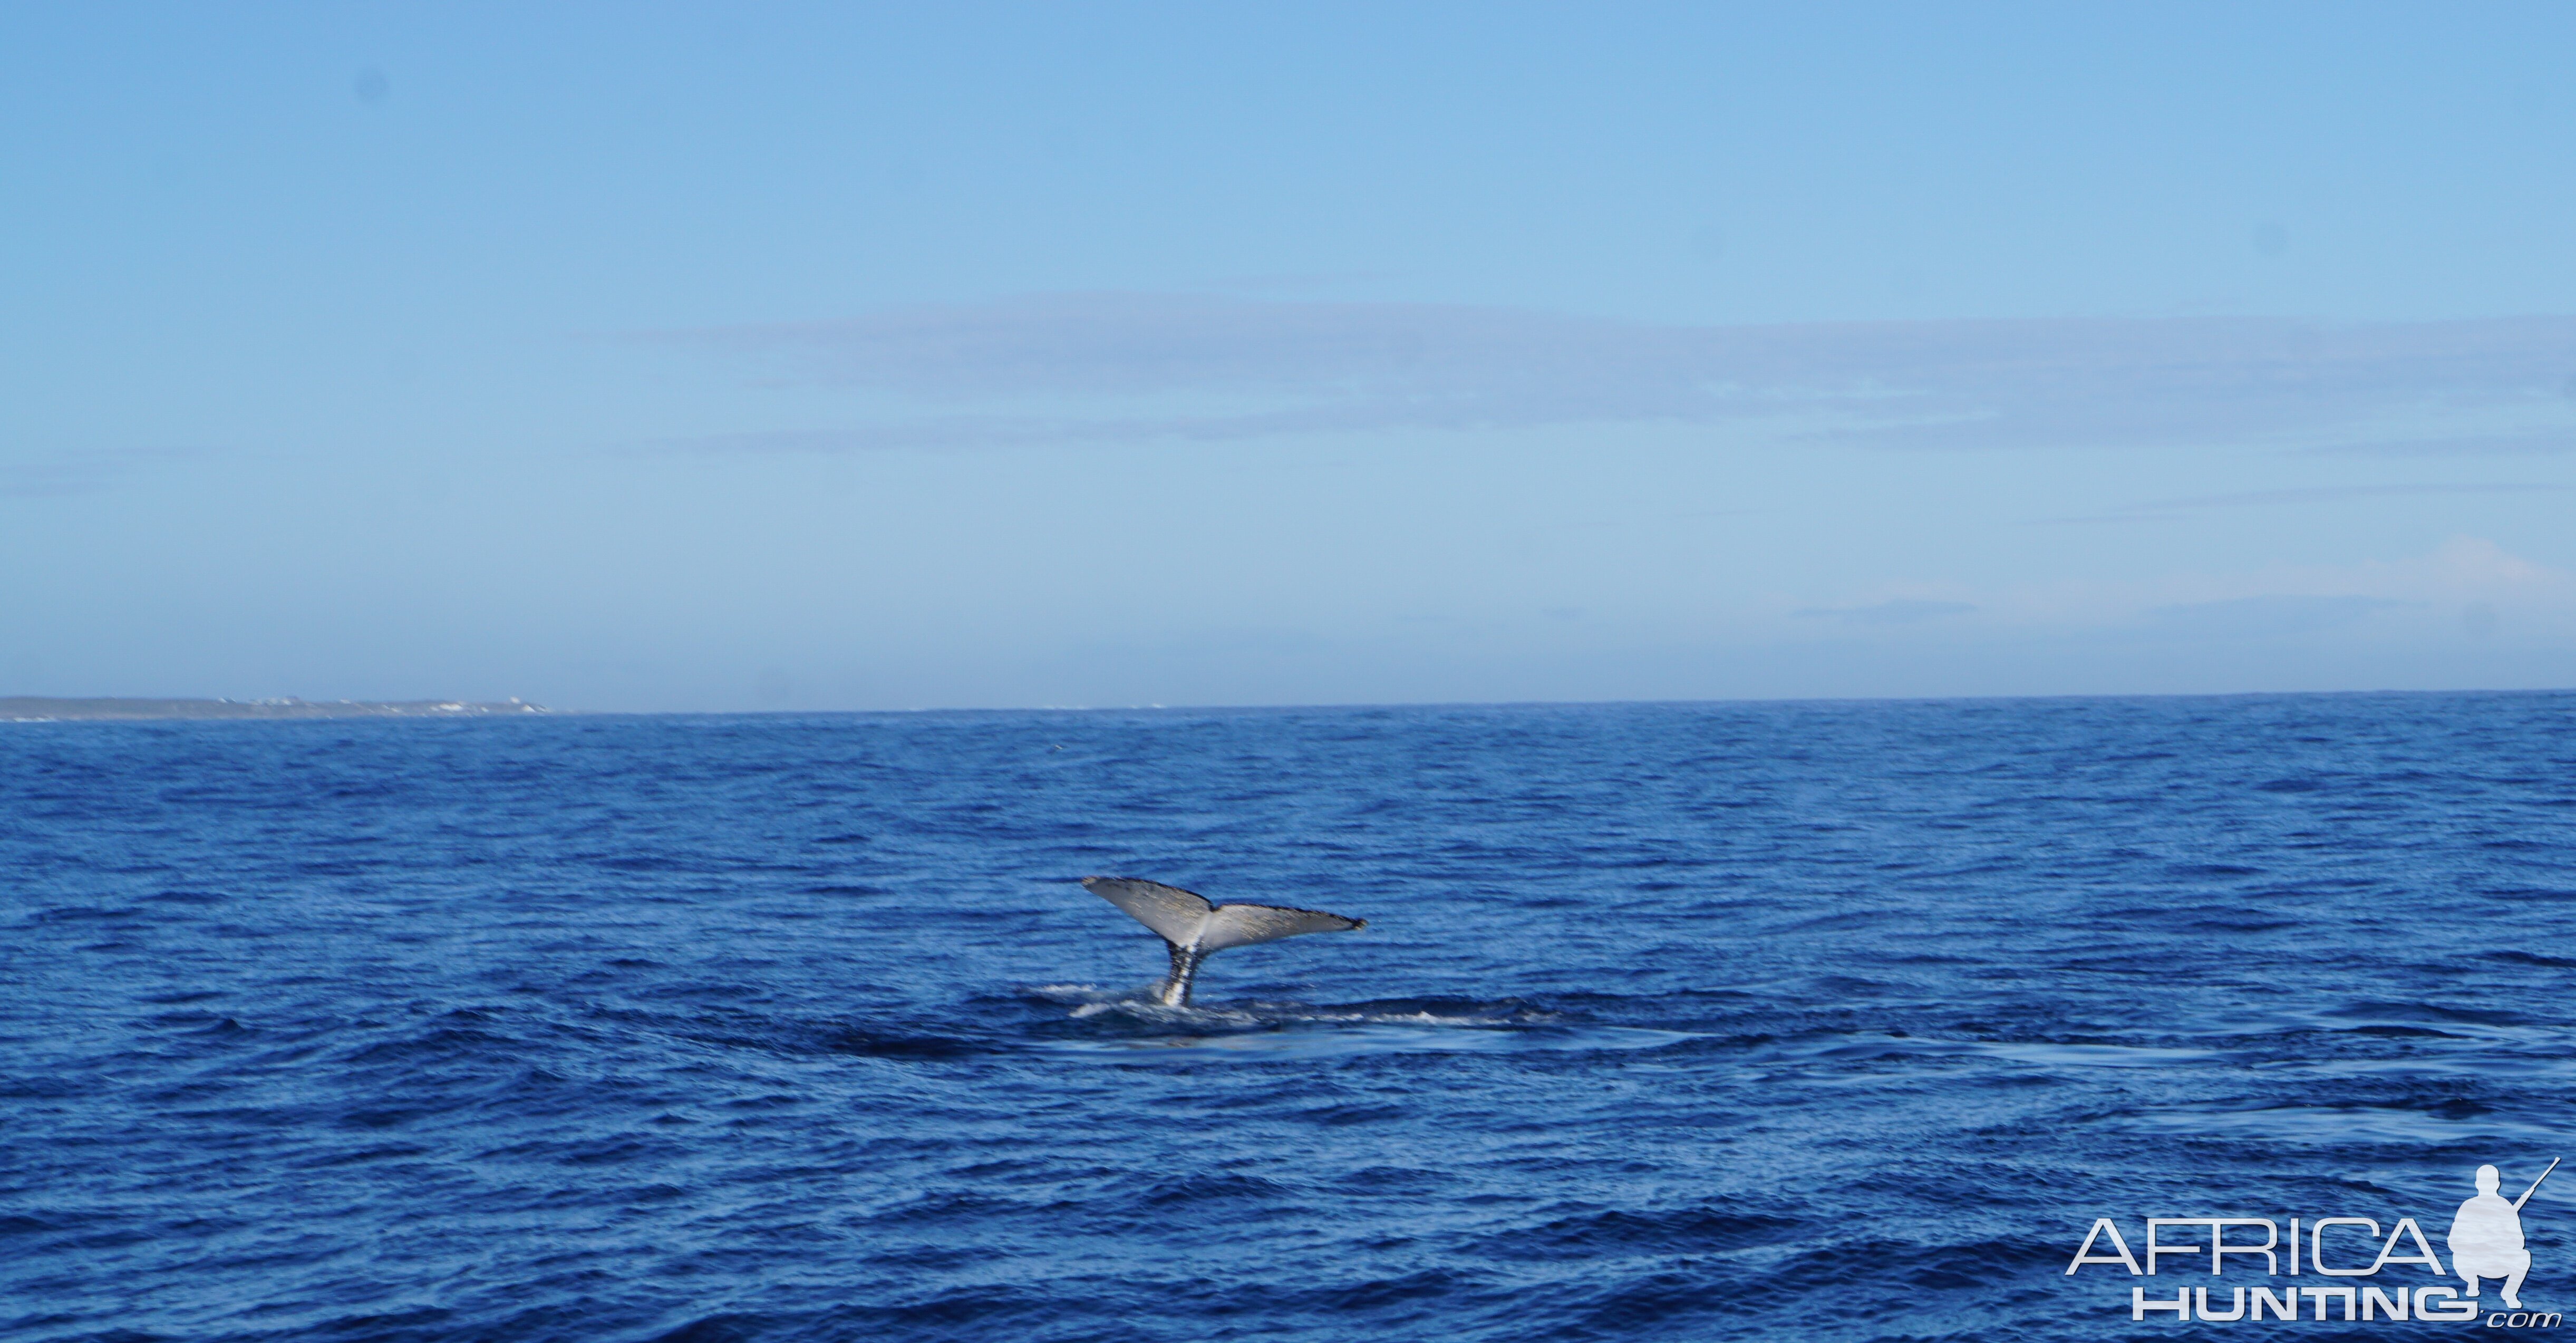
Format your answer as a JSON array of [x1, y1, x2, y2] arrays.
[[4, 693, 2572, 1342]]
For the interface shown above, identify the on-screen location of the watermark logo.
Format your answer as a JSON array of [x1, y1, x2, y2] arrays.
[[2065, 1158, 2558, 1327]]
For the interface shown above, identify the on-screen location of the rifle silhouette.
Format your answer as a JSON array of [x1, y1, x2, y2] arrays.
[[2514, 1157, 2560, 1212]]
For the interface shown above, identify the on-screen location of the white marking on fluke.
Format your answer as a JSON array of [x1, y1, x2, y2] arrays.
[[1079, 876, 1366, 1007]]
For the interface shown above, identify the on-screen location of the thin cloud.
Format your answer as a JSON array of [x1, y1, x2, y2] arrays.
[[635, 294, 2576, 454], [2310, 429, 2576, 458], [1793, 598, 1978, 625], [1, 448, 209, 500], [2032, 481, 2572, 524], [1868, 537, 2571, 639], [2145, 594, 2410, 637]]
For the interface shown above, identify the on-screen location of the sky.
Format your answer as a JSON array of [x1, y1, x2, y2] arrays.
[[4, 3, 2574, 711]]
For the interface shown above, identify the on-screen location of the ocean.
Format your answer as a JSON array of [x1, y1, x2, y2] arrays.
[[4, 693, 2570, 1341]]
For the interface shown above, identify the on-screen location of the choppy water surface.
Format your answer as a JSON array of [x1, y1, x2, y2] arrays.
[[4, 694, 2572, 1341]]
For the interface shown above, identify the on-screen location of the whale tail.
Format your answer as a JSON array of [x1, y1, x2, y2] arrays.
[[1080, 876, 1366, 1006]]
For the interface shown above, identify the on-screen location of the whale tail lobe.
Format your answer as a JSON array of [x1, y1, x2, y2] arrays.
[[1080, 876, 1365, 1006]]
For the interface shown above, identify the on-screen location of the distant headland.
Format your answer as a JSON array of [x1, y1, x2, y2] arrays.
[[2, 697, 550, 722]]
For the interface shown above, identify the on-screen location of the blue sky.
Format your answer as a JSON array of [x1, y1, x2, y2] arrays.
[[5, 3, 2573, 710]]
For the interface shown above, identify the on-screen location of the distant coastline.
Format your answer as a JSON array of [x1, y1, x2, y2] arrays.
[[1, 697, 550, 722]]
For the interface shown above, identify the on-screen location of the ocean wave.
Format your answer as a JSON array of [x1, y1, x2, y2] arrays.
[[6, 694, 2572, 1342]]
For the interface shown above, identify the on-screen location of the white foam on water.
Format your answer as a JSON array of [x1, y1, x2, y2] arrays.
[[1020, 982, 1694, 1055]]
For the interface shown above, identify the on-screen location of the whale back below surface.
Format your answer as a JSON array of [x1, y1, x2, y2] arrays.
[[1080, 876, 1365, 952]]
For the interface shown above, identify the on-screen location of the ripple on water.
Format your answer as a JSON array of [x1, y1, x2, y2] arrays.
[[1, 694, 2570, 1342]]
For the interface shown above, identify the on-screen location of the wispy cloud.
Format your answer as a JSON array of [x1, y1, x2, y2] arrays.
[[635, 294, 2576, 454], [2311, 429, 2576, 458], [1793, 598, 1978, 625], [2145, 594, 2409, 637], [2033, 481, 2573, 524], [1, 448, 207, 499], [1788, 537, 2574, 641]]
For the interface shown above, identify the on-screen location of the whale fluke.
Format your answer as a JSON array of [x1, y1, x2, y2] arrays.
[[1080, 876, 1365, 1007]]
